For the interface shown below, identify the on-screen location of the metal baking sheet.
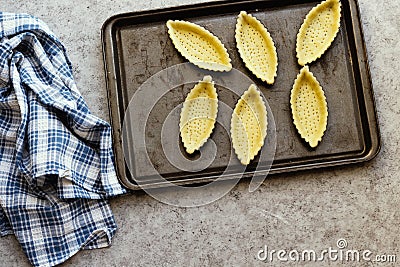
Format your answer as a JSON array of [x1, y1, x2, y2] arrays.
[[102, 0, 380, 190]]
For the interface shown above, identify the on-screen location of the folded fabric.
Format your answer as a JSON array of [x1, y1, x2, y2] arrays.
[[0, 12, 127, 267]]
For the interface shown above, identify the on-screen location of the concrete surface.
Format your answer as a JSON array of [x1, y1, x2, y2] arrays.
[[1, 0, 399, 266]]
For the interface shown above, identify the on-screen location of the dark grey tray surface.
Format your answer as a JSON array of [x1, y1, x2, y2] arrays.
[[102, 0, 380, 190]]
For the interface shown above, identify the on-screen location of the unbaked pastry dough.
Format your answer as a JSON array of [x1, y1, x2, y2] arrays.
[[180, 75, 218, 154], [167, 20, 232, 72], [290, 66, 328, 147], [231, 84, 268, 165], [235, 11, 278, 84], [296, 0, 341, 66]]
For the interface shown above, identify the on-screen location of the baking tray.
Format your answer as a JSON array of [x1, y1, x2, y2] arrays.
[[102, 0, 380, 190]]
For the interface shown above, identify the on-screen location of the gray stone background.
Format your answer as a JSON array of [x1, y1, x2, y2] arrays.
[[1, 0, 399, 266]]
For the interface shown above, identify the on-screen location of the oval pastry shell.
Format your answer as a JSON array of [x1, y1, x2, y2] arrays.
[[231, 84, 268, 165], [167, 20, 232, 72], [296, 0, 341, 66], [290, 66, 328, 148], [235, 11, 278, 84], [180, 75, 218, 154]]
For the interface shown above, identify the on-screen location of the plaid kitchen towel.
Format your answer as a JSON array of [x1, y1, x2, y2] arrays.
[[0, 12, 127, 267]]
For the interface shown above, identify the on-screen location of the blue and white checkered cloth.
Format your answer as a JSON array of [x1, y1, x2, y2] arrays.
[[0, 12, 127, 267]]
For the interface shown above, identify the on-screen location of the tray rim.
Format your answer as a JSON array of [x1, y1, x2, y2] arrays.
[[101, 0, 381, 190]]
